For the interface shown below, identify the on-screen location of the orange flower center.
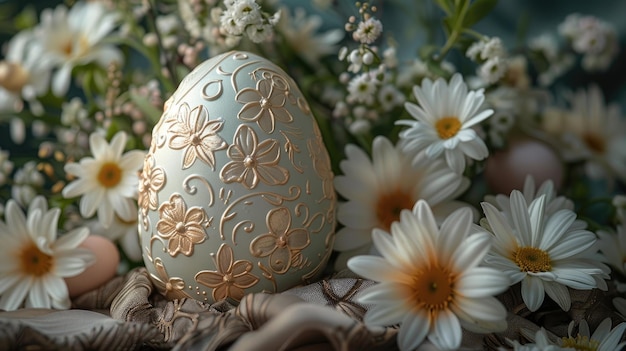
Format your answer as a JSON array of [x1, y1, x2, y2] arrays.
[[0, 61, 30, 93], [97, 162, 123, 188], [411, 264, 455, 312], [435, 117, 461, 139], [375, 189, 414, 231], [583, 133, 605, 153], [513, 246, 551, 273], [19, 242, 54, 277], [561, 335, 599, 351]]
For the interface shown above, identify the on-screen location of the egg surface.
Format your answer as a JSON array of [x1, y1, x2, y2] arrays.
[[139, 51, 336, 304]]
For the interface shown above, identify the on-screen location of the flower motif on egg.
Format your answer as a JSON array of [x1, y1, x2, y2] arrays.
[[308, 125, 335, 204], [138, 154, 165, 218], [250, 207, 311, 274], [195, 243, 260, 302], [220, 124, 289, 189], [150, 257, 192, 300], [236, 73, 293, 133], [168, 102, 227, 170], [156, 193, 208, 256]]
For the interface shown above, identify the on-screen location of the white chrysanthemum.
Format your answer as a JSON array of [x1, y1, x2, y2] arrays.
[[481, 190, 608, 312], [397, 73, 494, 173], [561, 318, 626, 351], [545, 85, 626, 183], [0, 196, 94, 311], [0, 30, 52, 115], [348, 200, 509, 351], [333, 136, 470, 267], [62, 131, 145, 229], [34, 2, 122, 96]]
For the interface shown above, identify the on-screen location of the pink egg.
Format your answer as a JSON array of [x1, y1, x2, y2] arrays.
[[484, 136, 564, 195], [65, 235, 120, 298]]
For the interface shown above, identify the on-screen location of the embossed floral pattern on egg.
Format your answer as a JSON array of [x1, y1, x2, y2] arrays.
[[140, 51, 336, 304]]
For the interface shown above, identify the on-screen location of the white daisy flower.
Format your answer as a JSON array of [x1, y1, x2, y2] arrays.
[[397, 73, 494, 173], [0, 196, 94, 311], [348, 200, 509, 351], [0, 30, 52, 115], [62, 131, 146, 229], [561, 318, 626, 351], [481, 190, 608, 312], [34, 2, 122, 96], [545, 85, 626, 183], [333, 136, 470, 267]]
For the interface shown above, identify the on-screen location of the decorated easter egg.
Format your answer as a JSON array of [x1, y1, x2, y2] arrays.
[[65, 235, 120, 298], [139, 51, 336, 304], [484, 135, 564, 195]]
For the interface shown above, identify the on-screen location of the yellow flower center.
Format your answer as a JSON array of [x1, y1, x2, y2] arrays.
[[97, 162, 123, 188], [411, 264, 455, 312], [561, 334, 599, 351], [435, 117, 461, 139], [375, 189, 414, 231], [583, 133, 605, 153], [0, 61, 30, 93], [19, 242, 54, 277], [513, 246, 552, 272]]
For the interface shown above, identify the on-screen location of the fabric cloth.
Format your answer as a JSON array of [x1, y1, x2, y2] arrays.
[[0, 267, 621, 350]]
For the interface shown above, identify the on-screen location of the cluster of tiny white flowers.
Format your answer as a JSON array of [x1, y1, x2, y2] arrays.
[[219, 0, 280, 43], [528, 33, 575, 86], [466, 36, 509, 85], [11, 161, 45, 207], [559, 13, 618, 71], [333, 3, 407, 135]]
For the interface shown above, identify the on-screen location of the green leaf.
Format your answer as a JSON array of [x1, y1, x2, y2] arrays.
[[463, 0, 498, 28]]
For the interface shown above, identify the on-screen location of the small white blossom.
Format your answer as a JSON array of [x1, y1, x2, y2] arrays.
[[352, 17, 383, 44]]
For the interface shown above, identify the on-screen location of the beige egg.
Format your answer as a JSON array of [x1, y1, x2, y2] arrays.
[[139, 51, 336, 304], [65, 235, 120, 298], [484, 136, 564, 195]]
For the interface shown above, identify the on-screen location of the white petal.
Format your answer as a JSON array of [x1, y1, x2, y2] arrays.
[[27, 280, 50, 309], [543, 281, 571, 311], [521, 276, 545, 312], [363, 302, 406, 327], [451, 232, 492, 272], [510, 191, 534, 246], [398, 312, 430, 351], [347, 255, 398, 282], [438, 207, 472, 264], [430, 309, 462, 351], [0, 277, 31, 311], [452, 295, 508, 324], [457, 267, 510, 297]]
